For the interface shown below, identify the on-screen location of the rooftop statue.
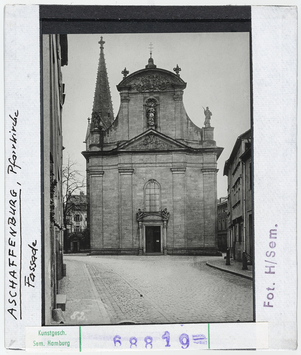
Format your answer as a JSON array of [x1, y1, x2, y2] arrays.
[[203, 106, 212, 127]]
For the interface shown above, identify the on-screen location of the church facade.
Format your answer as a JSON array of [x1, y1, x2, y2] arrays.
[[83, 37, 223, 255]]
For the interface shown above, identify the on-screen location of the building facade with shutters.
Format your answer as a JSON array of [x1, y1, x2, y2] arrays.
[[65, 192, 88, 253], [223, 129, 252, 262], [83, 37, 223, 255], [217, 197, 228, 252]]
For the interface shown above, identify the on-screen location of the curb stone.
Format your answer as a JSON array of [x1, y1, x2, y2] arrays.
[[206, 262, 253, 280]]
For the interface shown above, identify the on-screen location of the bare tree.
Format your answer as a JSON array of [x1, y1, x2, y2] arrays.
[[62, 157, 85, 232]]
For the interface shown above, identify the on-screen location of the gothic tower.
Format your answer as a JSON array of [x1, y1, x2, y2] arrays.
[[91, 36, 114, 131]]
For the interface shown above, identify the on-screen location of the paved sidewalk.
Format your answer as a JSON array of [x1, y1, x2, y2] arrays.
[[206, 256, 253, 280], [58, 257, 111, 325]]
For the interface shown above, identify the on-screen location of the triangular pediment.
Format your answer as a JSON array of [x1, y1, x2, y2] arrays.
[[118, 129, 188, 152]]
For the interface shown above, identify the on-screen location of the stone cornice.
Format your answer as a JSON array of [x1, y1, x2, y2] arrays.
[[201, 168, 218, 174], [89, 170, 104, 176], [118, 168, 134, 175], [81, 146, 223, 158], [170, 167, 186, 174]]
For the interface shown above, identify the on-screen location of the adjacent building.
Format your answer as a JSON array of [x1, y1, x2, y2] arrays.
[[223, 129, 252, 262], [83, 37, 223, 255], [217, 197, 227, 252], [64, 192, 88, 252], [43, 34, 68, 324]]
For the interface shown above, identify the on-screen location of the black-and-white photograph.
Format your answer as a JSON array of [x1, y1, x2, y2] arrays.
[[4, 3, 298, 351], [43, 31, 253, 326]]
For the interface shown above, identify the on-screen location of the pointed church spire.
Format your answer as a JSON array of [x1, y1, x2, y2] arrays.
[[91, 36, 114, 131]]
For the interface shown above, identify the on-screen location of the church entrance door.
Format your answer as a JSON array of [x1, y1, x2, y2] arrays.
[[145, 226, 161, 253]]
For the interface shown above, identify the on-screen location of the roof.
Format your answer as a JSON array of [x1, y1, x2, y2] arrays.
[[82, 128, 224, 158], [223, 129, 251, 176], [217, 197, 228, 205], [116, 56, 186, 92], [67, 193, 87, 206], [91, 37, 114, 130], [240, 146, 251, 162]]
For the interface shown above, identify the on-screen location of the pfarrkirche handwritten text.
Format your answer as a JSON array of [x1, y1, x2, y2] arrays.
[[7, 110, 22, 320], [263, 225, 278, 308], [7, 110, 21, 175]]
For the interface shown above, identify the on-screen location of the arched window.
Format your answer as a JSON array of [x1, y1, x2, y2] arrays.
[[144, 179, 161, 212]]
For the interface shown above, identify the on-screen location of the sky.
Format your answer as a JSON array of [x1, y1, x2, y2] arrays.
[[61, 32, 251, 198]]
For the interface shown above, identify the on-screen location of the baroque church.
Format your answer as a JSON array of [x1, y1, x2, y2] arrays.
[[83, 37, 223, 255]]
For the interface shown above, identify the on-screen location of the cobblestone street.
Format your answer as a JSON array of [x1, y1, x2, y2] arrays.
[[59, 255, 253, 325]]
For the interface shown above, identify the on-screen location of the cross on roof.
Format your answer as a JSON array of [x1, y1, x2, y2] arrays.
[[173, 64, 181, 76], [149, 42, 153, 57], [98, 36, 105, 50], [122, 67, 129, 78]]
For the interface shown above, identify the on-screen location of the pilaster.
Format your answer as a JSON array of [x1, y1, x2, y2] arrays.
[[89, 170, 104, 250], [171, 167, 186, 248], [120, 91, 130, 140], [138, 222, 143, 255], [173, 89, 184, 139], [163, 221, 167, 255], [202, 168, 218, 248], [118, 168, 134, 248]]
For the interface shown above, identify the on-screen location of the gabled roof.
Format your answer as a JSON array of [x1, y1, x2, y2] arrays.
[[223, 129, 251, 175], [117, 128, 189, 152], [82, 127, 224, 158], [67, 194, 87, 206]]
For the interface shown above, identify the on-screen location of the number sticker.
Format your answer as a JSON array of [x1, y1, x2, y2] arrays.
[[179, 333, 190, 349], [144, 336, 153, 349], [162, 331, 171, 347], [113, 335, 121, 347], [110, 329, 207, 350], [129, 337, 138, 348]]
